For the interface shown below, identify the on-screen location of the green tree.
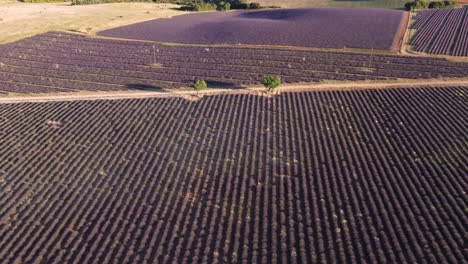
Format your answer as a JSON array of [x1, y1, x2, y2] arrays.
[[404, 0, 429, 10], [216, 1, 231, 11], [192, 79, 207, 95], [249, 2, 261, 9], [261, 75, 281, 93]]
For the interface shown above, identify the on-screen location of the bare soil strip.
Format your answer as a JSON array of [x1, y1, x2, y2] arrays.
[[394, 11, 410, 53], [1, 80, 467, 104]]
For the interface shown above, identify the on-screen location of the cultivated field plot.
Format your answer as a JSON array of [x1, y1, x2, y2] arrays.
[[410, 8, 468, 56], [252, 0, 410, 9], [0, 32, 467, 95], [0, 87, 466, 263], [98, 8, 406, 51]]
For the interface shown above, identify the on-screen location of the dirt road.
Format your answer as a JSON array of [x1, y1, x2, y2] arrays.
[[0, 80, 467, 104]]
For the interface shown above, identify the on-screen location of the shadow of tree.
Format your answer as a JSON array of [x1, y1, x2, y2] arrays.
[[202, 80, 248, 90], [125, 84, 168, 92]]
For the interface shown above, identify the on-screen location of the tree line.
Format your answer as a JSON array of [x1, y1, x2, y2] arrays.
[[404, 0, 459, 11], [179, 0, 264, 11]]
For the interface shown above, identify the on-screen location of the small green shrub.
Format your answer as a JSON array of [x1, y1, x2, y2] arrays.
[[261, 75, 281, 93], [192, 79, 207, 95]]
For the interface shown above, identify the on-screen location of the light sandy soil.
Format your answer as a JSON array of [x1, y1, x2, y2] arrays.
[[0, 1, 186, 44], [401, 11, 416, 55], [1, 79, 467, 104]]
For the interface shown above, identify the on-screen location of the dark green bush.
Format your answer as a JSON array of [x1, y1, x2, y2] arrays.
[[428, 1, 459, 8], [404, 0, 429, 10], [249, 2, 261, 9], [404, 0, 459, 10], [216, 1, 231, 11]]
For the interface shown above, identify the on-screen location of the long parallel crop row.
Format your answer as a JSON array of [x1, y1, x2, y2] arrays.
[[411, 8, 468, 56], [0, 87, 466, 263], [0, 32, 467, 94]]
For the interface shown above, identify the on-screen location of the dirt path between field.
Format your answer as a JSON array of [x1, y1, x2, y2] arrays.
[[0, 80, 467, 104]]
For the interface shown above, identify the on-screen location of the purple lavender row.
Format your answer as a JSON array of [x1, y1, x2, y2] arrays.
[[4, 43, 466, 76], [0, 57, 193, 85], [428, 8, 465, 55], [0, 63, 253, 89], [12, 32, 460, 65], [13, 34, 463, 67], [0, 80, 73, 94], [0, 54, 310, 83], [411, 9, 453, 51], [33, 30, 467, 63], [0, 71, 135, 92], [0, 56, 387, 91], [3, 48, 463, 84], [0, 63, 183, 89], [5, 41, 468, 77], [3, 40, 397, 66], [0, 55, 296, 87], [412, 9, 437, 29], [0, 48, 395, 77], [0, 44, 411, 72], [0, 55, 273, 86], [1, 50, 465, 87], [11, 32, 415, 62], [410, 8, 468, 56], [453, 9, 468, 57]]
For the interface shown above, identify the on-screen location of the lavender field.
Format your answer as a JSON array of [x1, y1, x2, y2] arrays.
[[410, 8, 468, 56], [98, 8, 406, 51], [0, 87, 466, 263], [0, 32, 467, 95]]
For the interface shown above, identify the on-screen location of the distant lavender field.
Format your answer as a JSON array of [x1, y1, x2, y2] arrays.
[[98, 8, 406, 50], [411, 8, 468, 56]]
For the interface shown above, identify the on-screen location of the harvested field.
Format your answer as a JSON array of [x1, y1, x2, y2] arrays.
[[0, 32, 467, 95], [0, 2, 185, 45], [410, 8, 468, 56], [0, 87, 466, 263], [98, 8, 406, 51]]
